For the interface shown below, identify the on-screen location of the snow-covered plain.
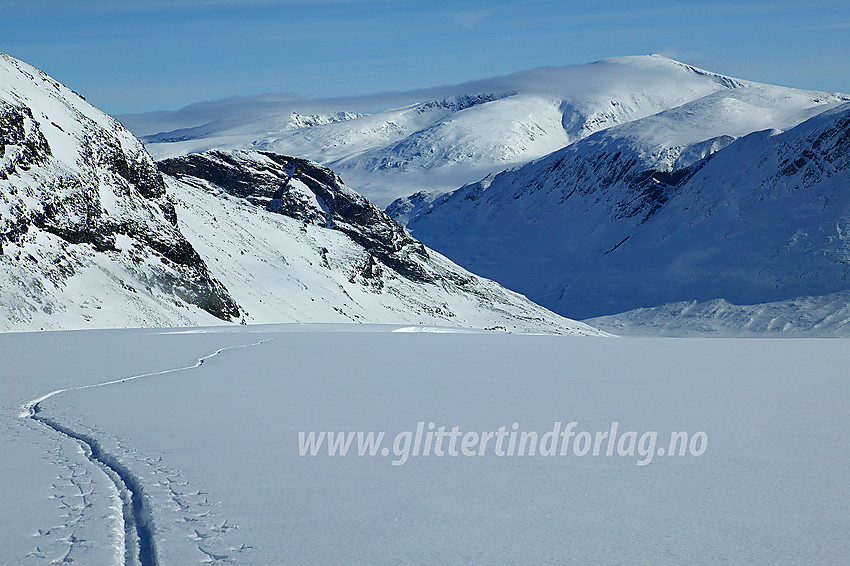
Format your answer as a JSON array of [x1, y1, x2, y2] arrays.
[[3, 326, 849, 564]]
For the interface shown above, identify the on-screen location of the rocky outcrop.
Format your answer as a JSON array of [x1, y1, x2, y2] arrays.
[[158, 151, 435, 282], [0, 54, 241, 325]]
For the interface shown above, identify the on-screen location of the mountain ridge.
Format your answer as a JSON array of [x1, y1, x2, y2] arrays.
[[0, 53, 599, 335], [0, 53, 243, 326], [123, 54, 820, 206], [160, 149, 603, 334], [399, 99, 850, 330]]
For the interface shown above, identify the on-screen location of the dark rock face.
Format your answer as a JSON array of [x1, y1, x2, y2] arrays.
[[414, 93, 513, 114], [775, 111, 850, 181], [1, 102, 52, 178], [159, 150, 434, 282], [0, 72, 241, 322]]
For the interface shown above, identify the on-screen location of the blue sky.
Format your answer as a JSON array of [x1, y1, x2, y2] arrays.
[[1, 0, 848, 115]]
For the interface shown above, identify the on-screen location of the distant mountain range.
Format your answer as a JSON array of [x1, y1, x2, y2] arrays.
[[0, 54, 599, 335], [5, 52, 848, 335], [394, 74, 850, 335], [124, 55, 791, 207]]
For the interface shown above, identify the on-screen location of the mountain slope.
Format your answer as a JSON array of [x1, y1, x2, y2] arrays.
[[0, 53, 599, 335], [128, 55, 793, 206], [0, 53, 241, 330], [158, 150, 601, 334], [400, 99, 850, 329]]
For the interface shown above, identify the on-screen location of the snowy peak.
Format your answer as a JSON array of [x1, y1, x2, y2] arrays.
[[602, 54, 746, 87], [397, 82, 848, 233]]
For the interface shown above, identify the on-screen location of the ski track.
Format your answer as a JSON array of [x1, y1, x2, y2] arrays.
[[20, 337, 275, 566]]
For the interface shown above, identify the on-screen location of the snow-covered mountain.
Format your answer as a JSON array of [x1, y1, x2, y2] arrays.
[[399, 94, 850, 332], [587, 291, 850, 337], [0, 53, 242, 329], [126, 55, 780, 206], [157, 150, 599, 334], [0, 54, 598, 335]]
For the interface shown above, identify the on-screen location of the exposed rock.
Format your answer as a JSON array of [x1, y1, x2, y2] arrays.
[[159, 151, 434, 282], [0, 53, 241, 325]]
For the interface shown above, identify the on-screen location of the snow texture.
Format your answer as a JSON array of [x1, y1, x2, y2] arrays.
[[2, 326, 849, 564]]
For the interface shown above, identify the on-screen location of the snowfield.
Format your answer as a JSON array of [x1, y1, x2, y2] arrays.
[[3, 326, 849, 565]]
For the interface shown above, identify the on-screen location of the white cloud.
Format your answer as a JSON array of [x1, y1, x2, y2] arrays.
[[453, 9, 492, 28]]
